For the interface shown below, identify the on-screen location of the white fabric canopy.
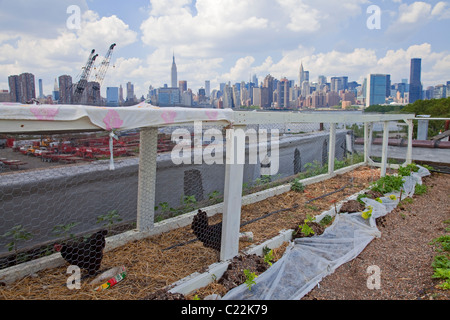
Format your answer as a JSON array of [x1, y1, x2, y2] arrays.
[[0, 102, 235, 131]]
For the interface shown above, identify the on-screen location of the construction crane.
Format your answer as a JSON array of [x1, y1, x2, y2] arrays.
[[92, 43, 117, 94], [72, 49, 99, 104]]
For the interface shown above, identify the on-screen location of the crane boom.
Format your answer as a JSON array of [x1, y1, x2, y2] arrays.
[[93, 43, 116, 89], [72, 49, 98, 104]]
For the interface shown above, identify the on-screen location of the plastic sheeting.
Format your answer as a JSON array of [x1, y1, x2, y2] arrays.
[[222, 166, 430, 300]]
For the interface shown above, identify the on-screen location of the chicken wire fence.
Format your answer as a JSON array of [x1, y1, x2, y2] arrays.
[[0, 119, 383, 272]]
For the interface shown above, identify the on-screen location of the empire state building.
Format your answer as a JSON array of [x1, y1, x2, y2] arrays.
[[171, 54, 177, 88]]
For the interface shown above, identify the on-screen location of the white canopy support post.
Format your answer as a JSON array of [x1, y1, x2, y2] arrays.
[[405, 119, 413, 165], [137, 127, 158, 232], [380, 121, 390, 177], [328, 123, 336, 175], [220, 125, 246, 261]]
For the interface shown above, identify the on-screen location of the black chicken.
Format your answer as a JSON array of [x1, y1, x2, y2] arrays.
[[191, 210, 222, 251], [54, 230, 108, 276]]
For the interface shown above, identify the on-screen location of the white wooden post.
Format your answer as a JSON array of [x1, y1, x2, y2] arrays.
[[405, 119, 413, 165], [137, 127, 158, 232], [220, 125, 246, 261], [328, 123, 336, 175], [380, 121, 389, 177], [364, 122, 369, 164]]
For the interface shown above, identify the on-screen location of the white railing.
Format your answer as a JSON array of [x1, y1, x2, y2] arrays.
[[0, 104, 427, 283]]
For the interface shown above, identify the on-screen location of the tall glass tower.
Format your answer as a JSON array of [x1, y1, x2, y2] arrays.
[[409, 58, 422, 103]]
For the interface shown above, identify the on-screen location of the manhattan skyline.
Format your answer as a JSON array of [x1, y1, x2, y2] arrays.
[[1, 0, 450, 98]]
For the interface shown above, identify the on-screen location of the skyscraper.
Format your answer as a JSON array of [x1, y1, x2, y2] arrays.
[[38, 79, 44, 98], [366, 74, 389, 107], [299, 62, 305, 86], [8, 73, 36, 103], [409, 58, 422, 103], [58, 75, 73, 104], [52, 78, 60, 102], [8, 75, 20, 102], [171, 53, 178, 88], [126, 82, 134, 102], [205, 80, 210, 97]]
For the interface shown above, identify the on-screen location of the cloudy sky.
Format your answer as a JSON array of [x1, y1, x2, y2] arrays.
[[1, 0, 449, 98]]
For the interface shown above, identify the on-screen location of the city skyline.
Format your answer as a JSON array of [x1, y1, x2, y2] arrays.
[[1, 1, 450, 98]]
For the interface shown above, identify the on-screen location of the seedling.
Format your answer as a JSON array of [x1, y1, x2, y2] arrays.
[[1, 225, 33, 264], [52, 222, 80, 239], [243, 269, 257, 291], [290, 178, 305, 192], [97, 209, 122, 233], [262, 246, 274, 266]]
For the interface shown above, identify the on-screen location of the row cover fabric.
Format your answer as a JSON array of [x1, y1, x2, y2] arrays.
[[0, 102, 235, 131], [222, 166, 431, 300]]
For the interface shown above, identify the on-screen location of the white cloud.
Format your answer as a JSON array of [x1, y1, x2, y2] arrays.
[[398, 2, 432, 24]]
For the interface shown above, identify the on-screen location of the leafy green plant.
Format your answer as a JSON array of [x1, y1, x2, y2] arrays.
[[319, 215, 333, 226], [207, 190, 222, 204], [357, 193, 369, 205], [1, 225, 33, 263], [414, 184, 428, 195], [299, 215, 316, 237], [97, 209, 122, 233], [290, 178, 305, 192], [262, 246, 274, 266], [430, 231, 450, 290], [243, 269, 257, 291], [397, 163, 419, 177], [52, 222, 80, 239], [370, 175, 404, 194], [181, 195, 197, 213]]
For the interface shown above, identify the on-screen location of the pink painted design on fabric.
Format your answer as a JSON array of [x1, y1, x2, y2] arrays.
[[205, 110, 218, 120], [161, 110, 177, 124], [30, 106, 59, 121], [103, 109, 124, 130]]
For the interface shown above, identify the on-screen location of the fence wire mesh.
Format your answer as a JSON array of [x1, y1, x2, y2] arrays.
[[3, 116, 445, 273]]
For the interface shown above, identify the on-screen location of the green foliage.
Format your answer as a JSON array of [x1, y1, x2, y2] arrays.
[[397, 163, 419, 177], [430, 232, 450, 290], [430, 235, 450, 253], [319, 215, 333, 226], [290, 178, 305, 192], [364, 104, 405, 113], [243, 269, 257, 291], [370, 175, 404, 194], [52, 222, 80, 239], [299, 215, 316, 237], [357, 193, 369, 204], [263, 248, 274, 266], [401, 97, 450, 137], [97, 209, 122, 232], [1, 225, 32, 253], [414, 184, 428, 195], [207, 190, 222, 204]]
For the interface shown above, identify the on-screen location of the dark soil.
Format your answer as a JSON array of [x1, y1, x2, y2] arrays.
[[292, 219, 325, 239], [339, 199, 365, 213], [218, 254, 270, 292]]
